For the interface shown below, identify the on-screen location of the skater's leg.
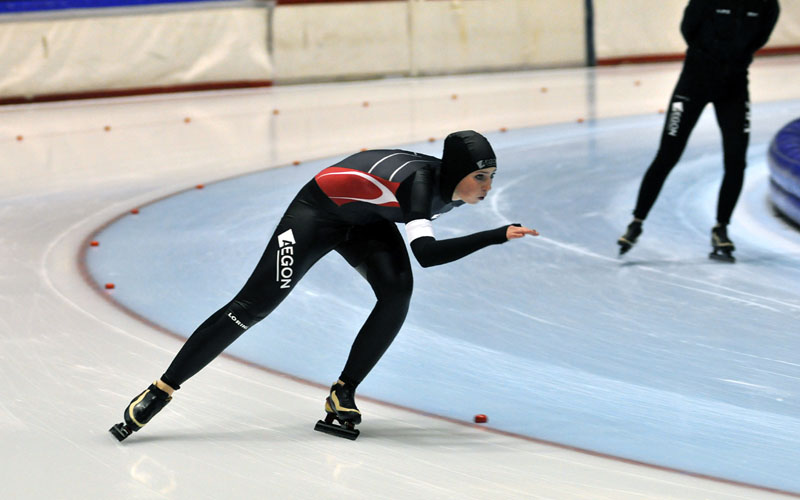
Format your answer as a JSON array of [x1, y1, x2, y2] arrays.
[[620, 92, 703, 253], [632, 78, 707, 221], [162, 197, 346, 388], [159, 300, 261, 388], [713, 77, 750, 226], [318, 222, 413, 425], [335, 221, 413, 388], [619, 70, 708, 255], [112, 184, 347, 440], [705, 76, 748, 264]]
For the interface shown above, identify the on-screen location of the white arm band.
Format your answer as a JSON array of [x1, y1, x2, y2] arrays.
[[405, 219, 435, 242]]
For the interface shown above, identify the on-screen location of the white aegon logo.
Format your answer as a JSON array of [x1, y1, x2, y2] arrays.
[[276, 229, 296, 289], [667, 101, 684, 137]]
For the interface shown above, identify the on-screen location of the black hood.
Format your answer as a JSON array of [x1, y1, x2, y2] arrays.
[[440, 130, 496, 201]]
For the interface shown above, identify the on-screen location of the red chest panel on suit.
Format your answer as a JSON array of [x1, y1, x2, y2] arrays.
[[315, 167, 401, 207]]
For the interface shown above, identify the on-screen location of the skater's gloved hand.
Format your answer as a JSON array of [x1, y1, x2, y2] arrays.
[[506, 223, 539, 240]]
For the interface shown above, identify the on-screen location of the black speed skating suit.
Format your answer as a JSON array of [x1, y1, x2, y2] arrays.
[[160, 132, 512, 391], [633, 0, 779, 225]]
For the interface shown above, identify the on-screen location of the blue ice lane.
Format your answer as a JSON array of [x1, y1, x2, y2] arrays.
[[87, 100, 800, 493]]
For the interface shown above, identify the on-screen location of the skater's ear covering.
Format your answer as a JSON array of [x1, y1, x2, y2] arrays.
[[441, 130, 496, 201]]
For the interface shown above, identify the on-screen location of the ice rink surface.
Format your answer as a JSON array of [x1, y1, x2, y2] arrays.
[[3, 56, 800, 499]]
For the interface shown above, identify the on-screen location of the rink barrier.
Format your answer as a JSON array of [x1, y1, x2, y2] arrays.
[[0, 0, 274, 104], [2, 0, 800, 102], [0, 0, 226, 13], [768, 118, 800, 226]]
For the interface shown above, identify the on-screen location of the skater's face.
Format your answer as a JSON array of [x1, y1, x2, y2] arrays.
[[453, 167, 496, 204]]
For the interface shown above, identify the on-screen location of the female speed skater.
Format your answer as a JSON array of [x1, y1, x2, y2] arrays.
[[617, 0, 779, 262], [110, 130, 538, 441]]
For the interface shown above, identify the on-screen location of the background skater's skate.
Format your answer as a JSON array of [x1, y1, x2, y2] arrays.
[[109, 382, 172, 441], [709, 224, 736, 263], [617, 219, 642, 255], [314, 381, 361, 440]]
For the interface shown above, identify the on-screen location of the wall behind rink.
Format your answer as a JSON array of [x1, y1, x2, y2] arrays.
[[273, 0, 585, 81], [1, 0, 799, 103], [595, 0, 800, 64], [0, 0, 275, 103]]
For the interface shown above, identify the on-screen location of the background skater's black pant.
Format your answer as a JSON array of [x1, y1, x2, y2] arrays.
[[633, 61, 750, 226], [161, 181, 413, 390]]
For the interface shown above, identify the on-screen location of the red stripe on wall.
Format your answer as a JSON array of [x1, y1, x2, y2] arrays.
[[597, 45, 800, 66], [277, 0, 403, 4], [0, 80, 272, 106]]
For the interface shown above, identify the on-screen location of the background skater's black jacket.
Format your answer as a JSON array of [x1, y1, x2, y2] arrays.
[[681, 0, 780, 72]]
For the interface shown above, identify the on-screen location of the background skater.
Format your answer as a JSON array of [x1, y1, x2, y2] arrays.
[[110, 130, 538, 441], [618, 0, 779, 262]]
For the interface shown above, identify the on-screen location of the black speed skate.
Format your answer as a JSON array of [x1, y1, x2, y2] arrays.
[[109, 382, 172, 442], [709, 224, 735, 263], [314, 382, 361, 440], [617, 220, 642, 255]]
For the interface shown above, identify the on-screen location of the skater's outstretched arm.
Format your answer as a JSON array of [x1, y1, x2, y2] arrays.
[[403, 163, 537, 268], [747, 0, 780, 55], [407, 223, 532, 268], [680, 0, 704, 44]]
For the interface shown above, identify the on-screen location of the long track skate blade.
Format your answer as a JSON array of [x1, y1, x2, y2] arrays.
[[314, 420, 359, 440], [109, 422, 132, 442], [709, 251, 735, 263]]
